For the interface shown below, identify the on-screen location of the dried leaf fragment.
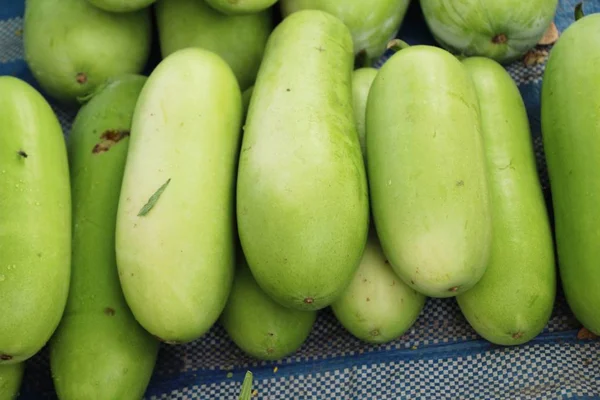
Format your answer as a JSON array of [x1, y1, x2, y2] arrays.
[[538, 22, 559, 45]]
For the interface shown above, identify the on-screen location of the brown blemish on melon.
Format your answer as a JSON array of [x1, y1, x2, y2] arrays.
[[92, 130, 130, 154]]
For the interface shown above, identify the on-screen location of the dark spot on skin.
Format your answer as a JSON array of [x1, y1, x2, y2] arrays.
[[37, 253, 42, 258], [76, 72, 87, 84], [370, 329, 380, 337], [286, 88, 291, 92], [17, 150, 28, 158], [366, 297, 370, 302], [104, 307, 115, 316], [512, 332, 523, 339], [384, 259, 389, 264], [267, 332, 274, 337], [315, 46, 325, 52], [498, 160, 515, 171], [492, 34, 508, 44], [92, 130, 130, 154], [391, 280, 396, 286], [362, 278, 368, 283], [456, 180, 464, 187], [267, 348, 274, 354], [130, 273, 134, 277], [0, 354, 12, 361], [304, 297, 314, 304], [448, 286, 459, 293], [410, 280, 415, 285]]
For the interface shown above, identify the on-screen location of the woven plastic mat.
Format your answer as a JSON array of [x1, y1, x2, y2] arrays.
[[2, 0, 600, 398]]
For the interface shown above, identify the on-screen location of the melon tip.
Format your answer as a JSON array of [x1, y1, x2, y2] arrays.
[[491, 34, 508, 44], [75, 72, 88, 84]]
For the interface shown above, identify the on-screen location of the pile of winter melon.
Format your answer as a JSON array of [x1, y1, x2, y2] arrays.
[[1, 0, 599, 399]]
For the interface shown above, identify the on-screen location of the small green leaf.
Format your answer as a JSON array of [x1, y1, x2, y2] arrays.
[[138, 178, 171, 217], [238, 371, 253, 400], [575, 2, 585, 21]]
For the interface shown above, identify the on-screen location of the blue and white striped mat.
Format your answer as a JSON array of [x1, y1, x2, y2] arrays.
[[2, 0, 600, 398]]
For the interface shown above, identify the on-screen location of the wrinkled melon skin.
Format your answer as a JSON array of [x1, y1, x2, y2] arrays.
[[420, 0, 558, 63], [237, 10, 370, 311], [280, 0, 411, 62], [352, 68, 378, 163], [86, 0, 156, 12], [50, 75, 159, 400], [155, 0, 273, 91], [0, 77, 71, 365], [116, 48, 242, 343], [331, 230, 426, 344], [205, 0, 278, 15], [0, 363, 24, 400], [542, 13, 600, 335], [220, 262, 317, 360], [366, 45, 492, 298], [23, 0, 152, 106], [457, 57, 556, 346]]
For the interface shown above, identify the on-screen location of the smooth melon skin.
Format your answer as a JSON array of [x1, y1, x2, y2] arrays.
[[331, 230, 426, 344], [420, 0, 558, 64], [205, 0, 278, 15], [242, 85, 254, 119], [155, 0, 273, 91], [280, 0, 410, 63], [366, 45, 492, 298], [0, 363, 24, 400], [0, 77, 71, 365], [351, 67, 378, 163], [23, 0, 152, 106], [220, 263, 317, 360], [86, 0, 156, 12], [457, 57, 556, 346], [541, 13, 600, 335], [50, 75, 159, 400], [116, 48, 242, 343], [237, 10, 369, 311]]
